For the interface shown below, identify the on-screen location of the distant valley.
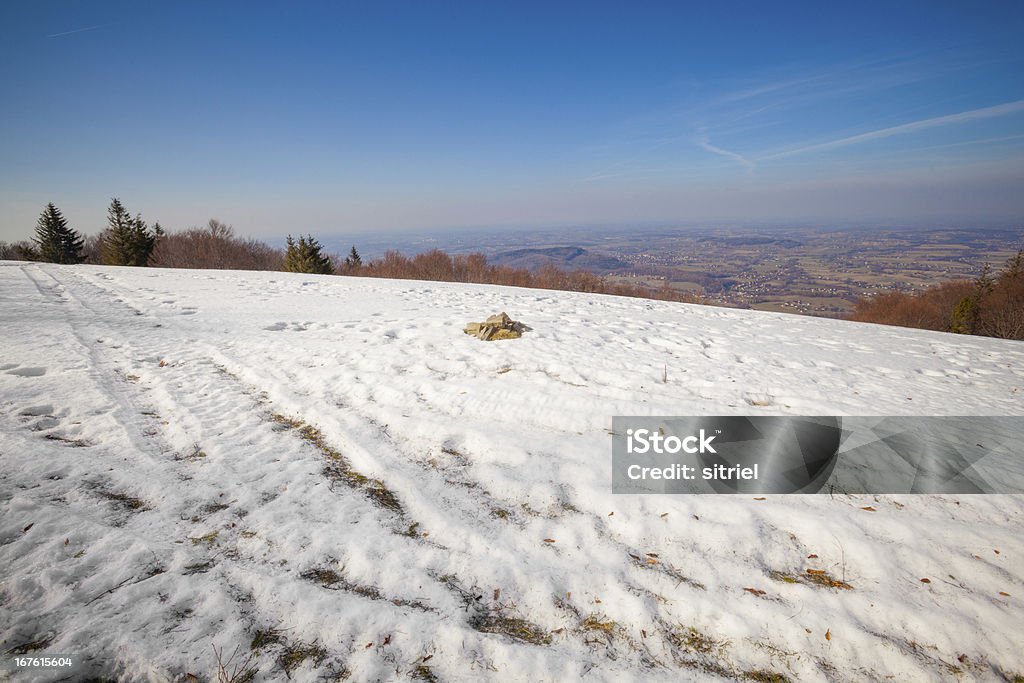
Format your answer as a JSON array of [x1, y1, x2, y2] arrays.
[[334, 224, 1023, 317]]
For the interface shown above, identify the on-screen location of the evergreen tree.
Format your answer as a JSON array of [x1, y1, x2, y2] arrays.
[[284, 234, 333, 274], [344, 245, 362, 270], [101, 198, 159, 266], [33, 203, 84, 264], [128, 213, 158, 266], [949, 296, 978, 334], [950, 263, 997, 334]]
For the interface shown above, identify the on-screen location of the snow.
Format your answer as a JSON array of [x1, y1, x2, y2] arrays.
[[1, 261, 1023, 682]]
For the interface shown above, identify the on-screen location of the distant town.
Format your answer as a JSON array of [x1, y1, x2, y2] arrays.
[[340, 225, 1023, 317]]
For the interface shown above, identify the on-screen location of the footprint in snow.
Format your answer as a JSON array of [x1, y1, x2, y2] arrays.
[[5, 367, 47, 377], [20, 404, 55, 416], [31, 416, 61, 430]]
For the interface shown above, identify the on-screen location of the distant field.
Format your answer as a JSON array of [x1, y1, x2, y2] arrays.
[[338, 225, 1022, 317]]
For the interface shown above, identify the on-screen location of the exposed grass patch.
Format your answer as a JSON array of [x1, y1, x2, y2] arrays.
[[364, 481, 403, 512], [270, 413, 304, 431], [8, 633, 55, 654], [628, 551, 705, 590], [301, 567, 344, 589], [250, 627, 286, 652], [768, 570, 801, 584], [277, 640, 328, 676], [271, 413, 404, 514], [410, 663, 439, 681], [664, 623, 745, 678], [176, 443, 207, 462], [44, 434, 92, 447], [803, 569, 853, 590], [668, 626, 731, 657], [183, 560, 215, 575], [768, 568, 852, 590], [97, 489, 149, 512], [212, 363, 240, 381], [438, 573, 551, 646], [116, 369, 141, 384], [189, 501, 230, 523], [580, 615, 617, 635], [190, 530, 220, 546], [301, 566, 432, 611], [742, 669, 792, 682], [469, 614, 552, 646]]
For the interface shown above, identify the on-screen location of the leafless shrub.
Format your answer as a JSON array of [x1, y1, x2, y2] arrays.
[[151, 220, 284, 271], [355, 249, 697, 302]]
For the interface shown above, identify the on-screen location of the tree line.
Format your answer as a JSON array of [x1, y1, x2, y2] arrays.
[[849, 251, 1024, 340], [6, 199, 1020, 340], [0, 200, 695, 304], [2, 199, 162, 267]]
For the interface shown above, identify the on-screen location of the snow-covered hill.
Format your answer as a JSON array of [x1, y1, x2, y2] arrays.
[[2, 261, 1023, 682]]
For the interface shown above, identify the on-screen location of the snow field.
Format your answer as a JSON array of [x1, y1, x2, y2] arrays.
[[2, 262, 1023, 681]]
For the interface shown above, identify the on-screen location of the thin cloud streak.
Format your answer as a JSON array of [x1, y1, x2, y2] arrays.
[[47, 24, 106, 38], [586, 53, 964, 182], [697, 138, 755, 173], [760, 99, 1024, 160]]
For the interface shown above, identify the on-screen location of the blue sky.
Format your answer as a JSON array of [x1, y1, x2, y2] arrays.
[[1, 1, 1023, 240]]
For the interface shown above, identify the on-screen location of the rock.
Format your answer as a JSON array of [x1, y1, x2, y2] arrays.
[[464, 312, 525, 341], [485, 313, 512, 326]]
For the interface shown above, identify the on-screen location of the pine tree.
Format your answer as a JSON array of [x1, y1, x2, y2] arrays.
[[128, 213, 158, 266], [344, 245, 362, 270], [33, 203, 84, 264], [284, 234, 333, 274], [949, 296, 978, 334], [100, 198, 159, 266]]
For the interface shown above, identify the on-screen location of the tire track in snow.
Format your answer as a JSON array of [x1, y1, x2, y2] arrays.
[[49, 264, 671, 679], [56, 267, 694, 675], [14, 266, 465, 679]]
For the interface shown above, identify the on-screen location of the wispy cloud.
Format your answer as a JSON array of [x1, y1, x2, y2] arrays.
[[47, 24, 106, 39], [581, 51, 1017, 184], [696, 137, 755, 173], [760, 99, 1024, 161]]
